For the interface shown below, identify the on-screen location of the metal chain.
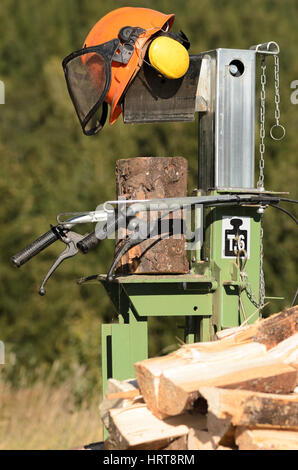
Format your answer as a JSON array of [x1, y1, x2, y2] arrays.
[[259, 220, 265, 314], [270, 54, 286, 140], [274, 55, 281, 124], [257, 55, 266, 191], [255, 53, 285, 315], [237, 248, 263, 310], [255, 56, 268, 315], [237, 226, 266, 314], [240, 269, 263, 310]]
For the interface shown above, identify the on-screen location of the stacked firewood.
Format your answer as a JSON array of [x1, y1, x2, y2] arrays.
[[100, 306, 298, 450]]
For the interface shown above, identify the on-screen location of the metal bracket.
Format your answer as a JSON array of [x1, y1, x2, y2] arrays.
[[250, 41, 280, 55], [195, 56, 210, 112]]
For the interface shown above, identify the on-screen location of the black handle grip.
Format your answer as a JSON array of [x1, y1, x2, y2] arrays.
[[11, 227, 61, 268], [77, 211, 128, 254], [77, 231, 99, 254]]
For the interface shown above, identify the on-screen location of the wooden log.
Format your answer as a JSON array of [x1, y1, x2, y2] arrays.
[[235, 427, 298, 450], [135, 309, 298, 418], [106, 389, 140, 401], [115, 156, 189, 274], [157, 358, 297, 417], [285, 349, 298, 368], [135, 341, 268, 417], [162, 435, 188, 450], [134, 335, 263, 406], [187, 428, 236, 450], [216, 326, 241, 340], [188, 429, 221, 450], [207, 413, 235, 447], [220, 305, 298, 349], [99, 378, 142, 430], [104, 438, 118, 451], [267, 332, 298, 365], [107, 403, 206, 450], [199, 387, 298, 429], [134, 353, 194, 417]]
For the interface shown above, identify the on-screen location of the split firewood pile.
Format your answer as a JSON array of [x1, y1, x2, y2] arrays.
[[100, 305, 298, 450]]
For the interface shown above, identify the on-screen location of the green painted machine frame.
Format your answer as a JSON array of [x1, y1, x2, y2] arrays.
[[99, 195, 262, 396]]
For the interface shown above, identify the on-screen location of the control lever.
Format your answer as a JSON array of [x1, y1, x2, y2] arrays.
[[39, 231, 87, 296]]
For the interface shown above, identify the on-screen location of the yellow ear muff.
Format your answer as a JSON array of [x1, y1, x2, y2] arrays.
[[148, 36, 189, 79]]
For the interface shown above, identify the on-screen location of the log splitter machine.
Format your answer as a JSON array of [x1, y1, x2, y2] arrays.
[[11, 8, 296, 399]]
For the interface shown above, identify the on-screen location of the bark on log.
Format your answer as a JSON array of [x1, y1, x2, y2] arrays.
[[115, 157, 189, 274], [199, 387, 298, 429], [219, 305, 298, 349]]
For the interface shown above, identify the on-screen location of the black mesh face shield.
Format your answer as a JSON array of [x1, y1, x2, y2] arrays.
[[62, 38, 120, 136]]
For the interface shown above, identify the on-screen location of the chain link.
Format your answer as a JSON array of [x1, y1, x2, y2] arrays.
[[256, 56, 268, 315], [257, 55, 266, 191], [236, 246, 264, 311], [240, 269, 263, 310], [270, 54, 286, 140], [274, 55, 280, 124], [238, 220, 266, 315], [259, 220, 266, 314]]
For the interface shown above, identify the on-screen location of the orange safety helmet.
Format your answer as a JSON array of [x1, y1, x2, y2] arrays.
[[62, 7, 175, 135]]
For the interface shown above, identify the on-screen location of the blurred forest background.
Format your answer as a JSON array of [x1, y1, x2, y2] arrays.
[[0, 0, 297, 449]]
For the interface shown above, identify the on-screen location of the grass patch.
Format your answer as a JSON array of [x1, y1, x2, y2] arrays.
[[0, 363, 103, 450]]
